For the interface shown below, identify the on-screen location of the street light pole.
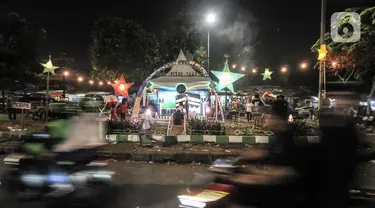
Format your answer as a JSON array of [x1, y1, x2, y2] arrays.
[[206, 13, 216, 73], [318, 0, 326, 110], [207, 31, 210, 72], [63, 74, 66, 98]]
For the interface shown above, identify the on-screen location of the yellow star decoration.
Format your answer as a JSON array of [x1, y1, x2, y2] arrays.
[[318, 44, 327, 60], [261, 68, 273, 80], [41, 55, 59, 75]]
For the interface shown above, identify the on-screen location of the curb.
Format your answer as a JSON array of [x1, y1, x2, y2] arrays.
[[106, 134, 320, 145], [97, 151, 239, 164]]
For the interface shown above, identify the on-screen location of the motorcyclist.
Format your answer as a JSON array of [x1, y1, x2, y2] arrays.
[[22, 116, 72, 155], [318, 98, 359, 207], [23, 113, 104, 165], [228, 95, 299, 207]]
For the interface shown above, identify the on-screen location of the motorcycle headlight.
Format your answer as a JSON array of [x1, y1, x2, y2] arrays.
[[46, 173, 70, 184]]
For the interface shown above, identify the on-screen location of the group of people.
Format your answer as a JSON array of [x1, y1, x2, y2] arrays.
[[110, 98, 128, 122]]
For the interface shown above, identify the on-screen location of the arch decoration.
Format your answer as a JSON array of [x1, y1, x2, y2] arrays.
[[131, 60, 225, 123]]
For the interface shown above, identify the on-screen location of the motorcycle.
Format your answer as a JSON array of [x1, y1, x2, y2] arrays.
[[177, 153, 302, 208], [1, 114, 116, 206], [1, 151, 116, 206], [178, 150, 375, 208]]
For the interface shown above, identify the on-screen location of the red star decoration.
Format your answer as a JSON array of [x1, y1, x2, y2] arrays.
[[110, 75, 133, 97]]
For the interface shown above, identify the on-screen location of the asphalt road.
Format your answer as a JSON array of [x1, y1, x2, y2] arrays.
[[1, 157, 375, 208], [0, 158, 207, 208]]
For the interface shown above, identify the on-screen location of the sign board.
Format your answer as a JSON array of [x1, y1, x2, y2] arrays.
[[12, 102, 31, 110]]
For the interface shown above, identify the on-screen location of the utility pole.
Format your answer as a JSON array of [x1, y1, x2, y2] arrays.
[[318, 0, 327, 110]]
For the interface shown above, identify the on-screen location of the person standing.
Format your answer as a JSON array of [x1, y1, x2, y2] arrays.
[[110, 102, 117, 122], [251, 94, 263, 127], [232, 97, 239, 122], [271, 95, 289, 121], [246, 98, 253, 122], [119, 98, 128, 122], [139, 107, 153, 146], [6, 95, 16, 120], [203, 98, 209, 117]]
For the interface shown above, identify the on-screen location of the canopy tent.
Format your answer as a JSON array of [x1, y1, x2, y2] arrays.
[[149, 50, 211, 91]]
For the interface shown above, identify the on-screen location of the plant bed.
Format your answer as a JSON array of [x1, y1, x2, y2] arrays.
[[188, 118, 226, 135], [290, 120, 318, 136], [108, 120, 140, 134]]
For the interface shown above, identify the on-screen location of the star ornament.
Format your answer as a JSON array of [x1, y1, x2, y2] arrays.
[[212, 60, 244, 93], [41, 55, 59, 75], [110, 75, 133, 98], [261, 68, 273, 80]]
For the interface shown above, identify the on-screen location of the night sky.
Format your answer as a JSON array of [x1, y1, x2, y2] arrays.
[[1, 0, 374, 86]]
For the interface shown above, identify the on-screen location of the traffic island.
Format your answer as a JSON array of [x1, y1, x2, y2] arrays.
[[106, 134, 320, 145], [98, 143, 250, 164]]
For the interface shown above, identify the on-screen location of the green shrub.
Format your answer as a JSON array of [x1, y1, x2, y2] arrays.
[[109, 119, 140, 134], [290, 120, 317, 136], [188, 118, 225, 135]]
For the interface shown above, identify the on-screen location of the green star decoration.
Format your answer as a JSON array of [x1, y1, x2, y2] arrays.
[[41, 55, 59, 75], [261, 68, 273, 80], [212, 60, 244, 93]]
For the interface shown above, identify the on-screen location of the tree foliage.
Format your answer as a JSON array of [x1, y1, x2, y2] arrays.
[[312, 7, 375, 113], [160, 12, 207, 64], [53, 52, 75, 70], [89, 17, 160, 82], [0, 12, 46, 81], [311, 7, 375, 83]]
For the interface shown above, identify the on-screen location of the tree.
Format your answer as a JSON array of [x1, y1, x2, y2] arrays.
[[53, 52, 75, 70], [160, 12, 207, 64], [89, 17, 160, 83], [312, 6, 375, 114], [0, 12, 46, 110]]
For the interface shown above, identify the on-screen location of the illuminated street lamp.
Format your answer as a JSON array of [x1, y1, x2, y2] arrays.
[[206, 12, 216, 72], [62, 70, 69, 98]]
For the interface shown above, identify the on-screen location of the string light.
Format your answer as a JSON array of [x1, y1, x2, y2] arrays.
[[332, 61, 338, 67], [63, 71, 69, 76], [300, 62, 308, 69], [77, 76, 83, 82], [89, 80, 94, 85], [281, 66, 288, 73], [252, 68, 257, 73], [107, 81, 111, 85], [99, 81, 103, 86], [241, 66, 246, 71]]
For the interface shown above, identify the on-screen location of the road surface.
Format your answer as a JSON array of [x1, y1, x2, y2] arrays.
[[0, 158, 207, 208], [1, 157, 375, 207]]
